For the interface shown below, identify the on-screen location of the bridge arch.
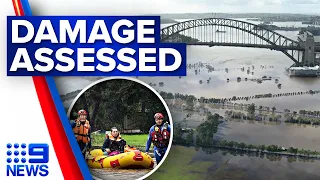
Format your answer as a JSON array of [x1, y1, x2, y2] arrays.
[[161, 18, 304, 64]]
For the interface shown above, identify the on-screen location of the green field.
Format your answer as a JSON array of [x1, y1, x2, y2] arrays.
[[148, 145, 246, 180], [91, 133, 154, 151], [148, 146, 212, 180]]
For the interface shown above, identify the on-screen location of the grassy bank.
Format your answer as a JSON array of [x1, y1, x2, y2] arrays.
[[91, 133, 153, 150], [148, 145, 243, 180]]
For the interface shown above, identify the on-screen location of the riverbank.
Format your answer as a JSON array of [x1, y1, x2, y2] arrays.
[[225, 110, 320, 126], [197, 141, 320, 159], [253, 24, 320, 33], [197, 90, 320, 103], [161, 89, 320, 105], [173, 112, 320, 160], [162, 93, 320, 126], [148, 145, 320, 180], [160, 19, 178, 24]]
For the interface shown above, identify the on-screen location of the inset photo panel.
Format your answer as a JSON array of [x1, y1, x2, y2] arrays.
[[67, 77, 173, 180]]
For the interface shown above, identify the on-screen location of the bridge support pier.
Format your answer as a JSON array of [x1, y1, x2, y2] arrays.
[[301, 33, 316, 66]]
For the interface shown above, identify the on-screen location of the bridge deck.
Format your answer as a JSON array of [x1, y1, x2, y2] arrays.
[[161, 18, 320, 64], [181, 42, 305, 51]]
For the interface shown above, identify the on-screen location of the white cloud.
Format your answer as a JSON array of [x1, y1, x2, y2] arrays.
[[285, 0, 320, 4]]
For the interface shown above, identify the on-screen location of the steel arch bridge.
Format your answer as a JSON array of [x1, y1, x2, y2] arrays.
[[161, 18, 316, 65]]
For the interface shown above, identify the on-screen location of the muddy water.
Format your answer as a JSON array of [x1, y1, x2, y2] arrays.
[[217, 121, 320, 151], [54, 19, 320, 179], [139, 45, 320, 112], [148, 145, 320, 180], [193, 146, 320, 180], [172, 111, 320, 150], [171, 111, 207, 128], [142, 19, 320, 112], [55, 47, 320, 179], [56, 21, 320, 112]]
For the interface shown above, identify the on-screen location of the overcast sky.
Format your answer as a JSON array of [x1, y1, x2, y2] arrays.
[[30, 0, 320, 15]]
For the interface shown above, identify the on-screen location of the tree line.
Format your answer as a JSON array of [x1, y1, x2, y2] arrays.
[[70, 79, 168, 132], [160, 90, 320, 104], [198, 147, 318, 163], [173, 112, 320, 159]]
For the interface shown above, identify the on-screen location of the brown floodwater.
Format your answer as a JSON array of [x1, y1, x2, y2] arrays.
[[217, 121, 320, 151], [54, 22, 320, 180], [193, 146, 320, 180], [139, 46, 320, 112], [172, 110, 320, 151]]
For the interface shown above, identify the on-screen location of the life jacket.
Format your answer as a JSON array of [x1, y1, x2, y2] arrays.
[[124, 145, 137, 152], [106, 134, 124, 152], [151, 122, 170, 148], [73, 119, 90, 143]]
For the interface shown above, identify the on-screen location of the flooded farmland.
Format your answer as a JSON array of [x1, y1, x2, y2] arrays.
[[55, 19, 320, 180]]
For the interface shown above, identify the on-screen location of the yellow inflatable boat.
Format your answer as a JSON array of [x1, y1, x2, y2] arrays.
[[86, 148, 154, 169]]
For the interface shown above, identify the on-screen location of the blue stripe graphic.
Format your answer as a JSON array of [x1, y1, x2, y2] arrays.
[[20, 0, 93, 179]]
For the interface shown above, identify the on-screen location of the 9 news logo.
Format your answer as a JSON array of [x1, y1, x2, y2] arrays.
[[6, 143, 49, 177]]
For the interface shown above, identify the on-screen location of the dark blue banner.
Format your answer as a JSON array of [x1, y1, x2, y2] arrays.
[[7, 16, 187, 76]]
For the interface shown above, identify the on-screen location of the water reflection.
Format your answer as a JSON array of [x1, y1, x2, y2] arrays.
[[55, 19, 320, 180], [200, 146, 320, 180], [139, 45, 320, 112], [197, 146, 317, 164], [155, 145, 320, 180], [173, 110, 320, 151], [216, 121, 320, 151]]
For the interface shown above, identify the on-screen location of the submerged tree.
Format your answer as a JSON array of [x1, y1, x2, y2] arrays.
[[247, 103, 256, 116], [196, 113, 221, 146]]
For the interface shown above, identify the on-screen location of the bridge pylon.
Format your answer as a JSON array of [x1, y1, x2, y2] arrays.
[[300, 33, 316, 66]]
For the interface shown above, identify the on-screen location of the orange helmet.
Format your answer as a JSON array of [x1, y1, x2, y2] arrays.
[[154, 113, 164, 119], [78, 109, 87, 116]]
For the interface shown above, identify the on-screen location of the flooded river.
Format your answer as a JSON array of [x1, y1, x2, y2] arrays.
[[54, 19, 320, 179], [172, 110, 320, 150], [217, 121, 320, 151], [138, 18, 320, 112], [139, 45, 320, 112], [149, 145, 320, 180]]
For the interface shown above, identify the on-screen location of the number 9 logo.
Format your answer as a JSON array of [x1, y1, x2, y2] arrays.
[[28, 144, 49, 163]]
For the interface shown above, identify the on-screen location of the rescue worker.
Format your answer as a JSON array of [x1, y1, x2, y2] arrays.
[[145, 113, 171, 164], [71, 109, 91, 158], [102, 127, 126, 156]]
